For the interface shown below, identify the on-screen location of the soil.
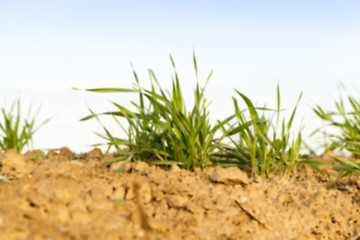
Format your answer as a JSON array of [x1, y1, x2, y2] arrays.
[[0, 148, 359, 240]]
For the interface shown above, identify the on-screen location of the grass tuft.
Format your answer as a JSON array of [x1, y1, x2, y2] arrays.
[[313, 86, 360, 176], [0, 100, 51, 153], [80, 54, 228, 170], [215, 85, 304, 177]]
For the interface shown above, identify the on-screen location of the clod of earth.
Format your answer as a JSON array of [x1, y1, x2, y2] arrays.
[[208, 166, 249, 185]]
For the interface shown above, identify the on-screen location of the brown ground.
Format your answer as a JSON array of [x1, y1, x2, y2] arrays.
[[0, 148, 359, 240]]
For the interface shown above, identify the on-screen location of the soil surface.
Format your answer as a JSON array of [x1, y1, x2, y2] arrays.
[[0, 147, 359, 240]]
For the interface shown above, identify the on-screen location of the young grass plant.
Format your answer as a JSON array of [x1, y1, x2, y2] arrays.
[[80, 54, 228, 170], [216, 86, 303, 177], [313, 87, 360, 176], [0, 100, 51, 153], [314, 95, 360, 157]]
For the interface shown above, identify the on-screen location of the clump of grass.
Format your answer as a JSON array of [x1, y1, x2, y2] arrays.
[[78, 54, 314, 177], [80, 54, 227, 170], [313, 87, 360, 176], [0, 100, 51, 153], [314, 94, 360, 157], [215, 85, 304, 177]]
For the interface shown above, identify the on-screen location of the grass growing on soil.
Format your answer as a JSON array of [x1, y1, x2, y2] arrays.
[[314, 88, 360, 176], [0, 100, 51, 153], [214, 85, 304, 177], [0, 55, 353, 181], [78, 54, 312, 176], [80, 54, 229, 170], [2, 56, 360, 181]]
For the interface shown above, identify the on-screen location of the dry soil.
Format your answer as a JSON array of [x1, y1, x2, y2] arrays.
[[0, 148, 359, 240]]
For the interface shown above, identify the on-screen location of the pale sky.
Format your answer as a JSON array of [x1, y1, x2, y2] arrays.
[[1, 1, 360, 153]]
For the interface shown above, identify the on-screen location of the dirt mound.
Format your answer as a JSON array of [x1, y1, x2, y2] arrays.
[[0, 148, 359, 240]]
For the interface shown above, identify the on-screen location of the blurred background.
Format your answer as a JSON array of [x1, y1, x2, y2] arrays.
[[1, 0, 360, 153]]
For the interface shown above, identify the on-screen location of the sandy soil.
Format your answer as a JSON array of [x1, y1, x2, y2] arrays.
[[0, 147, 359, 240]]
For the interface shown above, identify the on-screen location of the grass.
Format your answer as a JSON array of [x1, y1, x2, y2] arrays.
[[79, 54, 229, 170], [214, 85, 304, 177], [314, 94, 360, 157], [78, 54, 308, 176], [76, 55, 360, 178], [313, 87, 360, 176], [332, 158, 360, 177], [0, 100, 51, 153]]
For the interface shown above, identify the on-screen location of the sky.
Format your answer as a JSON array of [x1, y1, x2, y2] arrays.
[[1, 0, 360, 153]]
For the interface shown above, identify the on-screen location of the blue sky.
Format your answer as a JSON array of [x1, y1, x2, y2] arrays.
[[1, 1, 360, 152]]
